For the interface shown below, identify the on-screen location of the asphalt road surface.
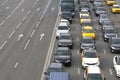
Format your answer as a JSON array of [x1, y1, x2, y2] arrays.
[[0, 0, 120, 80]]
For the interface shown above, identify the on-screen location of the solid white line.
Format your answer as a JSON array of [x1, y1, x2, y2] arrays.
[[40, 6, 60, 80], [1, 0, 8, 6], [11, 10, 15, 15], [77, 50, 79, 55], [8, 30, 15, 39], [109, 68, 113, 75], [24, 39, 30, 50], [0, 40, 7, 50], [22, 15, 27, 21], [16, 22, 22, 29], [5, 14, 11, 20], [0, 20, 6, 26], [78, 68, 80, 75], [30, 29, 35, 38], [35, 21, 40, 28], [14, 62, 19, 68]]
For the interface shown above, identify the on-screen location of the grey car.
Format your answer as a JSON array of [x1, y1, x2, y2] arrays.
[[80, 37, 96, 53], [44, 63, 65, 80], [109, 37, 120, 53], [103, 27, 118, 42], [58, 33, 73, 49], [54, 47, 72, 66], [101, 20, 114, 30], [95, 6, 106, 16], [98, 13, 109, 25]]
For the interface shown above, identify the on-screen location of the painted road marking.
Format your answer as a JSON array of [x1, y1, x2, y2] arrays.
[[8, 30, 15, 39], [99, 37, 102, 40], [21, 8, 24, 12], [103, 49, 106, 54], [30, 29, 35, 38], [0, 20, 6, 26], [51, 7, 55, 11], [27, 10, 31, 16], [17, 34, 23, 41], [77, 50, 79, 55], [22, 15, 27, 21], [40, 4, 60, 80], [5, 7, 10, 10], [24, 39, 30, 50], [14, 62, 19, 69], [0, 40, 7, 50], [109, 68, 113, 75], [1, 0, 8, 6], [76, 37, 79, 41], [35, 21, 40, 28], [16, 22, 22, 29], [78, 68, 80, 75], [40, 33, 45, 40]]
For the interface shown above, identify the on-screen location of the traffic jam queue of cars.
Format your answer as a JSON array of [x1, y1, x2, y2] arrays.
[[44, 0, 120, 80]]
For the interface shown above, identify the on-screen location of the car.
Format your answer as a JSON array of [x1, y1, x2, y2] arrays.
[[79, 3, 90, 12], [44, 63, 65, 80], [56, 22, 70, 38], [103, 27, 118, 42], [80, 37, 96, 52], [106, 0, 115, 6], [81, 26, 96, 39], [113, 55, 120, 77], [98, 13, 110, 25], [81, 49, 100, 68], [79, 9, 89, 18], [84, 66, 106, 80], [54, 47, 72, 66], [60, 19, 70, 26], [81, 21, 93, 28], [112, 4, 120, 13], [49, 72, 70, 80], [101, 20, 114, 30], [95, 6, 106, 16], [58, 33, 73, 49], [109, 37, 120, 53], [80, 14, 91, 24], [93, 1, 103, 11]]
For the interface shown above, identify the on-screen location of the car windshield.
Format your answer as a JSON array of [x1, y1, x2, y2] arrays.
[[88, 74, 102, 80], [84, 52, 97, 58], [94, 2, 102, 5], [61, 2, 74, 11], [103, 22, 113, 26], [81, 16, 90, 19], [105, 29, 116, 33], [58, 26, 68, 30], [81, 4, 89, 8], [47, 68, 64, 75], [114, 5, 120, 8], [112, 39, 120, 44], [97, 8, 105, 11], [101, 16, 108, 19], [82, 38, 94, 43], [117, 58, 120, 65], [84, 29, 93, 33], [56, 50, 69, 55], [60, 35, 71, 40]]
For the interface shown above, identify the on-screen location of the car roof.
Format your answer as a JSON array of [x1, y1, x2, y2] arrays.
[[49, 63, 63, 68], [84, 49, 96, 53], [57, 47, 69, 51], [59, 22, 68, 26], [87, 66, 101, 74], [60, 19, 69, 22], [60, 33, 71, 36]]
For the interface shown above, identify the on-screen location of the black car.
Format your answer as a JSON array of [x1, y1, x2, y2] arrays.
[[101, 20, 114, 30], [58, 33, 73, 49], [80, 37, 96, 53], [109, 37, 120, 53], [44, 63, 65, 80], [54, 47, 72, 66], [98, 13, 109, 25], [103, 27, 118, 42], [94, 6, 106, 16]]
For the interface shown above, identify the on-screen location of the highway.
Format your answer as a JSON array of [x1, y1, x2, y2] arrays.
[[0, 0, 120, 80], [0, 0, 59, 80]]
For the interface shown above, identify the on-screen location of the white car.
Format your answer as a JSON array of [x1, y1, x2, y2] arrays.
[[113, 55, 120, 77], [56, 22, 70, 38], [79, 9, 89, 18], [81, 49, 100, 68], [60, 19, 70, 26]]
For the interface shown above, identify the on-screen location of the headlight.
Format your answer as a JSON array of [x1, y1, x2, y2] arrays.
[[104, 35, 108, 38], [111, 46, 115, 49], [55, 59, 60, 63], [66, 60, 70, 62]]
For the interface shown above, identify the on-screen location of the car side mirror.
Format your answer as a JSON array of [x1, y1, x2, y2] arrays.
[[44, 72, 47, 75]]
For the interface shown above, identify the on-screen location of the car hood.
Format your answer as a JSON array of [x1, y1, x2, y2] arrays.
[[111, 44, 120, 48], [83, 58, 99, 64], [96, 10, 105, 14], [61, 12, 72, 18]]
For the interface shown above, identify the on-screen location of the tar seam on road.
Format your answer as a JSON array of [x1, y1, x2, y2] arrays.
[[0, 40, 7, 50], [8, 30, 15, 39]]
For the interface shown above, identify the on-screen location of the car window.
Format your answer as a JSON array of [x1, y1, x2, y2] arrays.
[[84, 29, 94, 33], [47, 68, 64, 75], [58, 26, 68, 30], [112, 39, 120, 44], [88, 74, 102, 80], [81, 16, 90, 19], [60, 35, 71, 39], [82, 39, 94, 43], [84, 52, 97, 58], [105, 29, 116, 33], [57, 50, 69, 55], [113, 5, 120, 8]]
